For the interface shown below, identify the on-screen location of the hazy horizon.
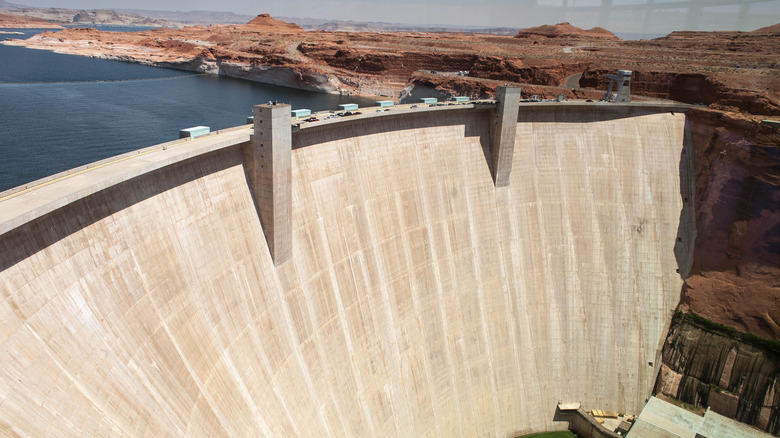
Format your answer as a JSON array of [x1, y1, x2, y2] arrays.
[[8, 0, 780, 33]]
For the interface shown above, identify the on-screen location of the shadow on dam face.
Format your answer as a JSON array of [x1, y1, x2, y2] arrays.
[[0, 148, 245, 274], [674, 118, 696, 280], [293, 109, 495, 188], [0, 105, 692, 436]]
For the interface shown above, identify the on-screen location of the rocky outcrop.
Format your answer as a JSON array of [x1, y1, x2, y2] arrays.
[[656, 315, 779, 433], [469, 57, 590, 87], [398, 73, 603, 103], [216, 62, 340, 93], [580, 69, 780, 116], [398, 74, 499, 103], [580, 70, 716, 102]]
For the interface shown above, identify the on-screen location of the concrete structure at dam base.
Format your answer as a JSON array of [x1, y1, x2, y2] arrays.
[[628, 396, 775, 438], [0, 98, 694, 436]]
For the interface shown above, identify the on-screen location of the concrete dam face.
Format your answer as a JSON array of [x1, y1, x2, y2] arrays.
[[0, 102, 693, 436]]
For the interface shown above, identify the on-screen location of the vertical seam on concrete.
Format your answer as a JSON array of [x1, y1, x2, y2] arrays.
[[636, 116, 661, 400], [413, 131, 467, 437], [119, 225, 236, 436], [347, 125, 413, 436], [553, 120, 585, 406], [315, 214, 379, 436], [492, 168, 533, 431], [267, 239, 338, 438], [495, 176, 535, 430], [394, 168, 444, 434], [608, 118, 644, 410], [462, 155, 505, 435], [22, 323, 145, 437], [604, 122, 633, 409], [339, 134, 384, 435], [147, 303, 233, 436], [202, 188, 276, 436], [572, 118, 604, 409], [529, 120, 556, 413], [231, 270, 276, 437], [376, 128, 419, 437], [508, 120, 546, 427], [341, 222, 383, 435], [244, 307, 304, 437], [298, 250, 353, 436], [447, 215, 479, 435], [219, 346, 275, 436]]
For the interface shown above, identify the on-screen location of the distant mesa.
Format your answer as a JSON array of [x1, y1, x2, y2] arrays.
[[0, 12, 63, 29], [243, 13, 303, 33], [749, 22, 780, 35], [515, 22, 618, 39], [72, 9, 121, 24], [659, 21, 780, 40], [0, 8, 169, 27]]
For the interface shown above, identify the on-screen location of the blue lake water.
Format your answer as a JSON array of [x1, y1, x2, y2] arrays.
[[0, 27, 374, 192]]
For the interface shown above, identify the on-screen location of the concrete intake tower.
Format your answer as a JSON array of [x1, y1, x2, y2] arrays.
[[0, 93, 694, 436]]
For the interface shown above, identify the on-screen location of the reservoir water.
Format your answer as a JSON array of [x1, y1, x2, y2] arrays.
[[0, 27, 374, 192]]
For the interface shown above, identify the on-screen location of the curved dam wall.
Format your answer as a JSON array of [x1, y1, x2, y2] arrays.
[[0, 103, 692, 436]]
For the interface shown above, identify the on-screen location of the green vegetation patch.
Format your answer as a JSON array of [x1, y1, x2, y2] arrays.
[[657, 394, 706, 416], [674, 310, 780, 355], [516, 432, 578, 438], [741, 331, 780, 355]]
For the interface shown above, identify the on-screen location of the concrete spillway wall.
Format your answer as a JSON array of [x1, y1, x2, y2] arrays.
[[0, 103, 693, 436]]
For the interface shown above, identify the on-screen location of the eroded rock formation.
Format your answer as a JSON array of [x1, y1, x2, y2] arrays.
[[3, 15, 777, 118], [656, 316, 779, 433]]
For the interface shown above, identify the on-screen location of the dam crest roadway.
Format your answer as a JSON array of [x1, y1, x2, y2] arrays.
[[0, 95, 695, 436]]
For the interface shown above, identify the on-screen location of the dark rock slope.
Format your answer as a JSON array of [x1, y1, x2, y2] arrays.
[[656, 315, 779, 434]]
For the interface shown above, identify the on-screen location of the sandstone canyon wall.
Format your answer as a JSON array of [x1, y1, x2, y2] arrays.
[[657, 315, 779, 434]]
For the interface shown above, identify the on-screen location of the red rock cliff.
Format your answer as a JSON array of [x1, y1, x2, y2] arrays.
[[683, 109, 780, 341]]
